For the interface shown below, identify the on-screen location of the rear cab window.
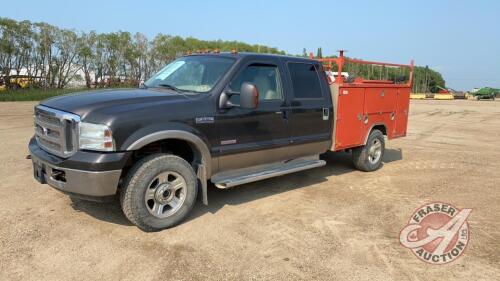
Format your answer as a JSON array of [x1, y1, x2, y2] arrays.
[[287, 62, 323, 99]]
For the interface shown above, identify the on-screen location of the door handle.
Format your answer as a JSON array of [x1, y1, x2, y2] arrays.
[[322, 108, 329, 120], [281, 110, 288, 120]]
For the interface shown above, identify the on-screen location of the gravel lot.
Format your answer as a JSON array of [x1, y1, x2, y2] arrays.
[[0, 99, 499, 280]]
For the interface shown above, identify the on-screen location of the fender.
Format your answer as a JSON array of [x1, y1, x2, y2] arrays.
[[363, 123, 387, 144], [126, 130, 212, 205]]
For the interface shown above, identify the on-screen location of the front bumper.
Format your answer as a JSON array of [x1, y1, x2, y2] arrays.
[[29, 137, 130, 198]]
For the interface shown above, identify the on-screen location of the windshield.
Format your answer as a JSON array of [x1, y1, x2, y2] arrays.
[[145, 56, 235, 93]]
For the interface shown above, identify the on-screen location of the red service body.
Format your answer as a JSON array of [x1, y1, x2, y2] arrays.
[[313, 51, 414, 151]]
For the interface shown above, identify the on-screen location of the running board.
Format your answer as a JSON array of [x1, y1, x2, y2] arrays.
[[211, 156, 326, 189]]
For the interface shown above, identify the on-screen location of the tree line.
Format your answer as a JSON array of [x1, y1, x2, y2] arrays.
[[0, 17, 285, 89], [1, 17, 445, 92]]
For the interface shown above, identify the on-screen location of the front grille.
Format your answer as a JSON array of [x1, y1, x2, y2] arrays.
[[34, 105, 80, 158]]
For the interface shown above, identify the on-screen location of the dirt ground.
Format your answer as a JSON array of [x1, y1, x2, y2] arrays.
[[0, 99, 499, 280]]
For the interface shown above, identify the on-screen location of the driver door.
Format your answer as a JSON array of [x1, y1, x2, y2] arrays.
[[215, 60, 290, 172]]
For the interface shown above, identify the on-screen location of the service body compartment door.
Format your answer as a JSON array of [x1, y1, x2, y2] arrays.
[[364, 87, 398, 138], [394, 88, 410, 137], [334, 87, 365, 150], [364, 88, 398, 115]]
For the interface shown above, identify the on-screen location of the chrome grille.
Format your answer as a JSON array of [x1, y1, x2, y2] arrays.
[[34, 105, 80, 158]]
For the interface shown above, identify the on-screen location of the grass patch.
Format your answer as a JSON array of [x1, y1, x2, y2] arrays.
[[0, 88, 87, 102]]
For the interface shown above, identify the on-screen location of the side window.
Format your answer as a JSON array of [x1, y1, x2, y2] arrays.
[[230, 64, 283, 101], [288, 63, 323, 99]]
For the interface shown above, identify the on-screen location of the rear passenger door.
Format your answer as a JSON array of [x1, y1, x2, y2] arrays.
[[286, 62, 331, 159]]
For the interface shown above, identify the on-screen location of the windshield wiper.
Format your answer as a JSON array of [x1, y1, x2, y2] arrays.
[[157, 83, 184, 93]]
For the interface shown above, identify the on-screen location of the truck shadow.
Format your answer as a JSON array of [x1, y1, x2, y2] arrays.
[[187, 148, 403, 222], [383, 148, 403, 163], [69, 196, 133, 226], [68, 148, 403, 227]]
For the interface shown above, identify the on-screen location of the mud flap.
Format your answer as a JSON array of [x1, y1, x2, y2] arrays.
[[197, 163, 208, 205]]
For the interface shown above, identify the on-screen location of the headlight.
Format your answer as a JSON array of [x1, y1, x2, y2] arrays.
[[79, 122, 115, 151]]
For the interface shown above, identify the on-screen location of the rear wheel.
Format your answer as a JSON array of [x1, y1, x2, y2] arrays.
[[352, 129, 385, 172], [120, 154, 198, 231]]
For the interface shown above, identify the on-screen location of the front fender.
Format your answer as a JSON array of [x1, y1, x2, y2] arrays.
[[120, 122, 213, 177], [120, 123, 213, 205]]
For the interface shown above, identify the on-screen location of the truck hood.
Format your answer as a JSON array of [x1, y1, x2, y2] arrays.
[[41, 88, 191, 118]]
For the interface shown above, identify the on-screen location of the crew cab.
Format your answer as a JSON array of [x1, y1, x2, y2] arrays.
[[29, 51, 413, 231]]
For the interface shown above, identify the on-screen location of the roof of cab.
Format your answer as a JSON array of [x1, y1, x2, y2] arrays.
[[184, 52, 317, 63]]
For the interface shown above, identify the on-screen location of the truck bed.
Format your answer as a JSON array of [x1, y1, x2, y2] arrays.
[[315, 51, 413, 152], [329, 82, 410, 151]]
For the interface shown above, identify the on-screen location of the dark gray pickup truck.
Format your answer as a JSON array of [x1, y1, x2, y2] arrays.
[[29, 52, 390, 231]]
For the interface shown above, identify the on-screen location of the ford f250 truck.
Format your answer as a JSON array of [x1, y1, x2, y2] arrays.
[[29, 51, 413, 231]]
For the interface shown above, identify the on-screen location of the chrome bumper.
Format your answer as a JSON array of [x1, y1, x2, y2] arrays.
[[31, 153, 121, 197]]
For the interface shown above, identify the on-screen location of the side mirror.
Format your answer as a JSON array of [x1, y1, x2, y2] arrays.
[[239, 82, 259, 109], [219, 82, 259, 109]]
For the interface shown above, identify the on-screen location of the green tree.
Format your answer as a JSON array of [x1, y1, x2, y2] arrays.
[[77, 31, 96, 88], [0, 16, 445, 91], [316, 47, 322, 58]]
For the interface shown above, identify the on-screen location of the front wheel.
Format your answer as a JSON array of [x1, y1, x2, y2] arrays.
[[352, 129, 385, 172], [120, 154, 198, 231]]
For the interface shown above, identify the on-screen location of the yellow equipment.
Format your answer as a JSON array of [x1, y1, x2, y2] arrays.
[[8, 76, 31, 89], [410, 93, 427, 99], [433, 93, 454, 100]]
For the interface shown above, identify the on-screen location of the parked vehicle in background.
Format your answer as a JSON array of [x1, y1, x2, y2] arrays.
[[28, 51, 413, 231], [434, 85, 467, 99], [0, 75, 45, 90], [467, 87, 498, 100]]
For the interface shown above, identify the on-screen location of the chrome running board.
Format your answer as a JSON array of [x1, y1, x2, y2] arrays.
[[211, 156, 326, 189]]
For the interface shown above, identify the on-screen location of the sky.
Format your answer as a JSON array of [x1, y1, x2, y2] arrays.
[[1, 0, 499, 90]]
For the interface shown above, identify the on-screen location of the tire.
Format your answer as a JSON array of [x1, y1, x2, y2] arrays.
[[352, 129, 385, 172], [120, 154, 198, 231]]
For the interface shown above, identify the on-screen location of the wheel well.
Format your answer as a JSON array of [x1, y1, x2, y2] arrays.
[[119, 139, 198, 185], [132, 139, 199, 165], [372, 124, 387, 136], [119, 138, 200, 180], [118, 138, 203, 192], [120, 136, 209, 205]]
